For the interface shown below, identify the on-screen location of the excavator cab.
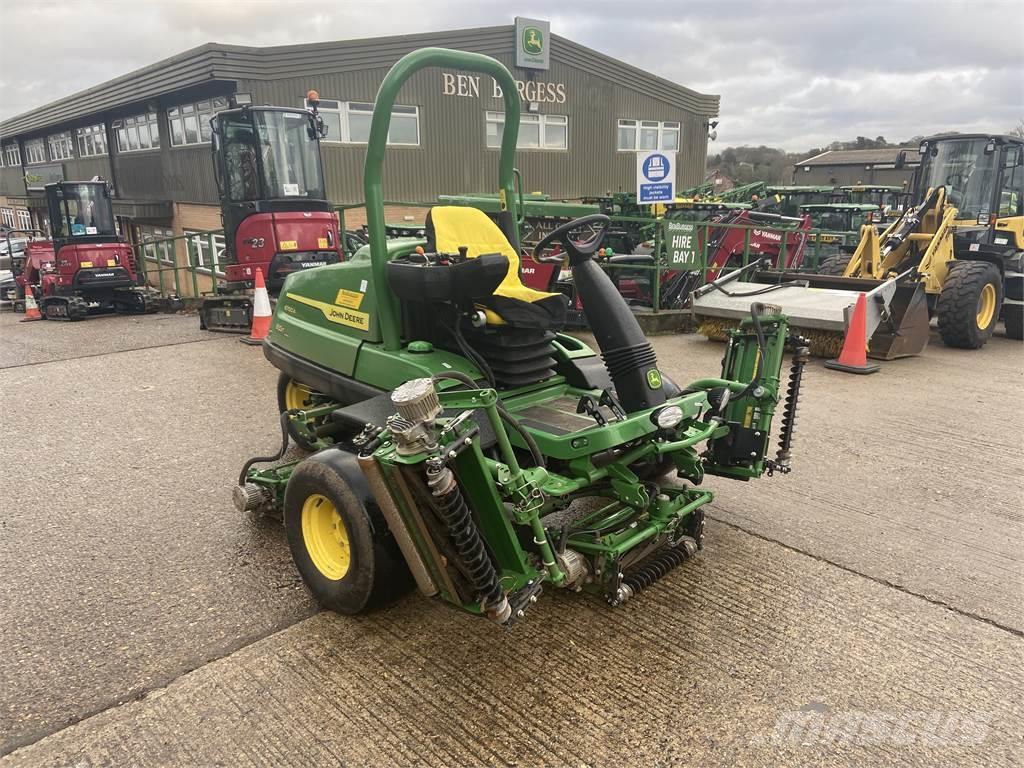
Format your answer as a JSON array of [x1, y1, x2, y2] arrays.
[[202, 100, 343, 331]]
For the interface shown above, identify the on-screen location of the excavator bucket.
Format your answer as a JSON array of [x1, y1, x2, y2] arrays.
[[691, 267, 930, 360]]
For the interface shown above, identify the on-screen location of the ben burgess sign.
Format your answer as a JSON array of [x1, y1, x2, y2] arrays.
[[441, 73, 566, 104]]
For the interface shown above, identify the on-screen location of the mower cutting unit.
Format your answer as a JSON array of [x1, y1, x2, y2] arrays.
[[693, 133, 1024, 357], [200, 96, 343, 332], [15, 182, 153, 320], [234, 48, 808, 625]]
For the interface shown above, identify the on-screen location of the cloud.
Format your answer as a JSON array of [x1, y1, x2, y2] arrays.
[[1, 0, 1021, 151]]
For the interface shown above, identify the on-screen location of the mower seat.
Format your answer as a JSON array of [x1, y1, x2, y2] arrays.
[[426, 206, 567, 330]]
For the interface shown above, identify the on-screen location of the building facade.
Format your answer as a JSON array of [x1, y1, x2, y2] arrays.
[[792, 147, 919, 187], [0, 23, 718, 292]]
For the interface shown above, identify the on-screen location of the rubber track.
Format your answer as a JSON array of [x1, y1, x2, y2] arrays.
[[936, 261, 1000, 348]]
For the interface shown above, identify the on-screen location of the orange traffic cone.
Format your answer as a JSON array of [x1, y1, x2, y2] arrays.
[[21, 287, 43, 322], [825, 292, 880, 374], [241, 268, 272, 345]]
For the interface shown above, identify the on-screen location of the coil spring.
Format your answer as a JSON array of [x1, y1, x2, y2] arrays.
[[621, 541, 694, 597], [426, 464, 505, 611], [776, 342, 809, 465]]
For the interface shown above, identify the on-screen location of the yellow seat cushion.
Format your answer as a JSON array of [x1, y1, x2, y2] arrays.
[[426, 206, 566, 327]]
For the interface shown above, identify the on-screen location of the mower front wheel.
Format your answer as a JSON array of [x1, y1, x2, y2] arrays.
[[284, 449, 412, 614]]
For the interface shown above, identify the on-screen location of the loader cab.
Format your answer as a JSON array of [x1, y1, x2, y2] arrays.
[[916, 135, 1023, 224], [44, 181, 119, 252], [211, 102, 341, 290]]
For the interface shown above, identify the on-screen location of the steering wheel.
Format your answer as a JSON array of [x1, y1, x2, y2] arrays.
[[532, 214, 611, 266]]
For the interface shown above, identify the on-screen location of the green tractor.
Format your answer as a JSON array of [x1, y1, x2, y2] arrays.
[[234, 48, 808, 623], [798, 202, 881, 266]]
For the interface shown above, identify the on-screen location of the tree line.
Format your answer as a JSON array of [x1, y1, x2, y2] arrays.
[[708, 121, 1024, 185]]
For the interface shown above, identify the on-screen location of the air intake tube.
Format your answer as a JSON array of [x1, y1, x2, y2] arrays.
[[572, 258, 667, 413]]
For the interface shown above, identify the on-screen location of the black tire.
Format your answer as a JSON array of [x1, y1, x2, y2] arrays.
[[818, 255, 851, 276], [276, 373, 324, 452], [1004, 304, 1023, 341], [284, 449, 412, 614], [937, 261, 1003, 349]]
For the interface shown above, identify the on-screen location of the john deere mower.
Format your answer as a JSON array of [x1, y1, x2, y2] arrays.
[[234, 48, 808, 623]]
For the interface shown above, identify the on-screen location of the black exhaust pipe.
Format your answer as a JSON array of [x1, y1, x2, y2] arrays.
[[571, 257, 667, 413]]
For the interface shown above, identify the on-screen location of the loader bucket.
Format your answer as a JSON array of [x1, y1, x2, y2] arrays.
[[862, 281, 930, 360], [691, 268, 929, 360]]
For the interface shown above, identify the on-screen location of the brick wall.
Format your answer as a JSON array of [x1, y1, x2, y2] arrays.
[[336, 205, 429, 232]]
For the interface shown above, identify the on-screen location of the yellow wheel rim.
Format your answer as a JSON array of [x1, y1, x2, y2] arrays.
[[301, 494, 351, 580], [976, 283, 996, 329], [284, 380, 312, 410]]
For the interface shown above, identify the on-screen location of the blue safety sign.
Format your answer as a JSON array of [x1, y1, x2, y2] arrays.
[[636, 151, 675, 203]]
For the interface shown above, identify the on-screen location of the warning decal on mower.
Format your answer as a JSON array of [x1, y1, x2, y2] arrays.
[[334, 288, 364, 309], [286, 292, 370, 331]]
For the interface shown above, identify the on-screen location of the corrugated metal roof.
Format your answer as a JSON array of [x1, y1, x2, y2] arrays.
[[0, 25, 718, 138], [794, 147, 919, 167]]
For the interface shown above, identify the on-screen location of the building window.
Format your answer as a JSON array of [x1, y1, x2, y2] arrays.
[[4, 144, 20, 166], [114, 113, 160, 153], [486, 112, 568, 150], [76, 124, 108, 157], [16, 210, 31, 230], [168, 97, 228, 147], [47, 132, 74, 161], [616, 119, 680, 152], [185, 230, 226, 275], [141, 227, 175, 264], [1, 208, 14, 228], [24, 139, 47, 165], [306, 98, 420, 145]]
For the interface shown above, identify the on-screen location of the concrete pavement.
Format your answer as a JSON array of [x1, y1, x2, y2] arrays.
[[1, 311, 1021, 765]]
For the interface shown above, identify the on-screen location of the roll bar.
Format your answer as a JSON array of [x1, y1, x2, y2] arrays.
[[363, 47, 523, 350]]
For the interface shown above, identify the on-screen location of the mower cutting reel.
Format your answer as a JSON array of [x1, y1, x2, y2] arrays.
[[234, 47, 805, 626]]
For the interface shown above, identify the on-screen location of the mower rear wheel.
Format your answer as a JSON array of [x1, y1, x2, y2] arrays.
[[937, 261, 1003, 349], [284, 449, 412, 614], [277, 374, 327, 452], [817, 255, 850, 276]]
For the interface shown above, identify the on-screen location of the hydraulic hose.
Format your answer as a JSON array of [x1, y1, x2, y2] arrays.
[[432, 371, 545, 468], [238, 410, 291, 485]]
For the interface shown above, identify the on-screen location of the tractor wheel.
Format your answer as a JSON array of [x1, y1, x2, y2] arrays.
[[818, 255, 850, 276], [1004, 304, 1023, 340], [937, 261, 1003, 349], [284, 449, 412, 614], [277, 373, 329, 452]]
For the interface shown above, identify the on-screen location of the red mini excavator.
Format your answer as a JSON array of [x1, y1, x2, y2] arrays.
[[200, 93, 344, 331], [19, 181, 152, 320]]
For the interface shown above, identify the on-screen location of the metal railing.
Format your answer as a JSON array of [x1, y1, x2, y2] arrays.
[[131, 228, 225, 299], [126, 204, 854, 315]]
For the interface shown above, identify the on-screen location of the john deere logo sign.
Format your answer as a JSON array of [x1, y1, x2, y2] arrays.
[[515, 17, 550, 70], [523, 27, 544, 55]]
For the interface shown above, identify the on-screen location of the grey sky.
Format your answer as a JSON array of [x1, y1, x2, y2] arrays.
[[1, 0, 1021, 151]]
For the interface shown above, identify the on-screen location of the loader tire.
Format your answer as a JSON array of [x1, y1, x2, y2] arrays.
[[284, 449, 412, 614], [1004, 304, 1023, 340], [937, 261, 1003, 349], [277, 373, 329, 452], [818, 255, 851, 276]]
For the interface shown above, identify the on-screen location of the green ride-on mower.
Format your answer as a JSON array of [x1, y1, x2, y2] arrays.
[[233, 48, 809, 624]]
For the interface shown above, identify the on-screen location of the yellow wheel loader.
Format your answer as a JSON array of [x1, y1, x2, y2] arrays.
[[693, 133, 1024, 357]]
